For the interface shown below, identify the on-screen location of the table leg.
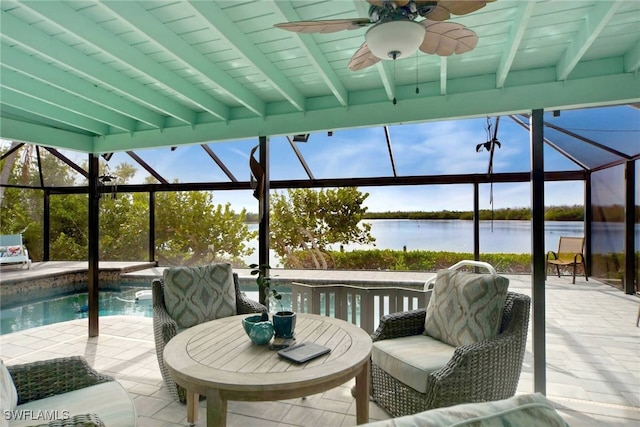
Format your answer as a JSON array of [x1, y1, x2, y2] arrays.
[[187, 391, 199, 425], [354, 360, 370, 425], [207, 389, 227, 427]]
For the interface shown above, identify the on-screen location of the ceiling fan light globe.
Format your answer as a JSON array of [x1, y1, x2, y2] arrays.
[[365, 21, 425, 60]]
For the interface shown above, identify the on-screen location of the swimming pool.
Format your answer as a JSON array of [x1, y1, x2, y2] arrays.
[[0, 286, 153, 335], [0, 285, 291, 335]]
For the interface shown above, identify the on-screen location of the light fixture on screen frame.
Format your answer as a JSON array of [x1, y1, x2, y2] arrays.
[[292, 134, 310, 142]]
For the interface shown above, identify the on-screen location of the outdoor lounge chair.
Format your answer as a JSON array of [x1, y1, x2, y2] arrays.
[[0, 233, 31, 269], [370, 265, 531, 417], [3, 356, 136, 427], [152, 263, 266, 403], [546, 236, 588, 284]]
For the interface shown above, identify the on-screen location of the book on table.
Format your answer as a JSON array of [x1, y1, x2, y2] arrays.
[[277, 342, 331, 363]]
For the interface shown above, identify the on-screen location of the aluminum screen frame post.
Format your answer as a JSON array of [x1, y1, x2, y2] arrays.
[[530, 109, 546, 394], [624, 160, 636, 294], [258, 135, 270, 307], [88, 153, 100, 337]]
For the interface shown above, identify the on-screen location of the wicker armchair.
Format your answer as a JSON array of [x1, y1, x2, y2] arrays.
[[152, 269, 266, 403], [7, 356, 113, 427], [370, 291, 531, 418]]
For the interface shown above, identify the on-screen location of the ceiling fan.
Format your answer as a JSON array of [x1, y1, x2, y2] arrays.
[[275, 0, 494, 71]]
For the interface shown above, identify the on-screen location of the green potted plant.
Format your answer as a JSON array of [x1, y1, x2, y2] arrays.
[[250, 263, 296, 338]]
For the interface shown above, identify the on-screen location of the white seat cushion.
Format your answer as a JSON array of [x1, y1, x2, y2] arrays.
[[12, 381, 136, 427], [360, 393, 568, 427], [372, 335, 456, 393], [1, 359, 18, 419]]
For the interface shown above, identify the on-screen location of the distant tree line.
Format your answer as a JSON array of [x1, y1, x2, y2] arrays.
[[242, 204, 640, 224], [363, 205, 586, 221]]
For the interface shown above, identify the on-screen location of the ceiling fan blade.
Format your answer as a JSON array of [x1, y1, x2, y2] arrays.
[[437, 1, 492, 16], [275, 19, 371, 34], [348, 43, 381, 71], [419, 20, 478, 56]]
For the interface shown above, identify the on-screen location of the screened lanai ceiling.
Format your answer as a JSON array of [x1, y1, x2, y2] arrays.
[[1, 0, 639, 156]]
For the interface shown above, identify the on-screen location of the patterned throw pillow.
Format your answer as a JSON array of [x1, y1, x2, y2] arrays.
[[163, 263, 237, 329], [424, 269, 509, 347]]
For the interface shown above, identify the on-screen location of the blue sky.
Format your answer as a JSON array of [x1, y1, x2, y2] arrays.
[[46, 105, 638, 213]]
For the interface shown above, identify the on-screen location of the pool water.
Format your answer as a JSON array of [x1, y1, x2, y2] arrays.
[[0, 286, 293, 335], [1, 287, 152, 335]]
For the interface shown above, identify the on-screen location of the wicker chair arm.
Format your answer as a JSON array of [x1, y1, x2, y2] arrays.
[[424, 294, 530, 408], [371, 309, 426, 342], [233, 273, 267, 314], [8, 356, 114, 405], [236, 297, 267, 314], [425, 330, 521, 405], [151, 277, 166, 308], [152, 279, 179, 345], [28, 414, 105, 427]]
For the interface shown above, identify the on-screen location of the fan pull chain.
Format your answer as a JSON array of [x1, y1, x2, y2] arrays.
[[392, 55, 397, 105], [415, 53, 419, 95], [487, 116, 498, 232], [486, 116, 492, 141], [489, 177, 494, 232]]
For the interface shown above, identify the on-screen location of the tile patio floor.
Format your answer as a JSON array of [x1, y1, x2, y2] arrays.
[[1, 264, 639, 426]]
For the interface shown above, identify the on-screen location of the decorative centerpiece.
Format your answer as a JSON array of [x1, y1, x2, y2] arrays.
[[242, 314, 274, 345], [250, 263, 296, 339]]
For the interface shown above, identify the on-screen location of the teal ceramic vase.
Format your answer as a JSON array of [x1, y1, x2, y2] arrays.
[[273, 311, 296, 338], [243, 315, 274, 345]]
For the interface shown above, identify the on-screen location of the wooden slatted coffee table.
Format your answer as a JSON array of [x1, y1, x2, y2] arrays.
[[163, 313, 373, 427]]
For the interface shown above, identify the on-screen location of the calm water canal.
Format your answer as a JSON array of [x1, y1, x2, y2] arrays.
[[246, 220, 588, 265], [248, 219, 640, 267], [341, 219, 586, 253]]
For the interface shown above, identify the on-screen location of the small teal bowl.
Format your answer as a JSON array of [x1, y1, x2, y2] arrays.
[[242, 315, 274, 345]]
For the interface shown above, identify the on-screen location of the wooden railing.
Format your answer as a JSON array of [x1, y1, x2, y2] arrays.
[[290, 282, 432, 334]]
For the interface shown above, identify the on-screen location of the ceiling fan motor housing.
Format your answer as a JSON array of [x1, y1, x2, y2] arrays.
[[369, 1, 439, 23]]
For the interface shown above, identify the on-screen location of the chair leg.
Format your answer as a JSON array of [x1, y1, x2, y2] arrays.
[[556, 265, 561, 278], [584, 263, 588, 281], [572, 264, 576, 284], [545, 260, 548, 280]]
